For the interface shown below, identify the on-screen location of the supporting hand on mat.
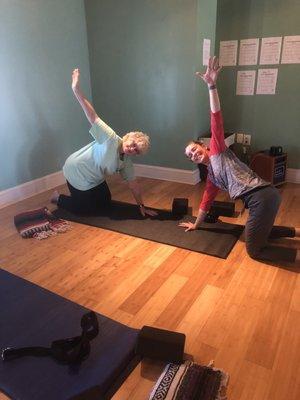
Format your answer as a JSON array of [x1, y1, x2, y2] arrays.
[[127, 179, 157, 217], [139, 205, 158, 217], [179, 221, 197, 232], [179, 209, 206, 232]]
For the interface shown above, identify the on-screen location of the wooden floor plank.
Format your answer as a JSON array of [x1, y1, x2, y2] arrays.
[[0, 177, 299, 399]]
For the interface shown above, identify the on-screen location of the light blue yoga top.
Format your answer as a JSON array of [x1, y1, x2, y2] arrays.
[[63, 118, 135, 190]]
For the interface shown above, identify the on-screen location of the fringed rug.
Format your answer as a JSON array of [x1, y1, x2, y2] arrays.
[[149, 361, 229, 400], [14, 207, 70, 239]]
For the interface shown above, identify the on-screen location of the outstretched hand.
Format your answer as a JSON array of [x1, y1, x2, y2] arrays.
[[72, 68, 80, 91], [179, 221, 197, 232], [196, 56, 222, 86]]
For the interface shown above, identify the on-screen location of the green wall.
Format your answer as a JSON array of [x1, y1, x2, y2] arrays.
[[0, 0, 92, 191], [84, 0, 217, 170], [196, 0, 217, 137], [216, 0, 300, 168], [3, 0, 296, 192]]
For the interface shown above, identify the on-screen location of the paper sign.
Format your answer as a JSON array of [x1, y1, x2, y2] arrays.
[[236, 70, 256, 95], [203, 39, 211, 66], [260, 37, 282, 65], [239, 38, 259, 65], [219, 40, 238, 66], [281, 35, 300, 64], [256, 69, 278, 95]]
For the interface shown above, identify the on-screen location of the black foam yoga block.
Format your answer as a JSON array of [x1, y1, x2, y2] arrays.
[[135, 326, 185, 363], [204, 212, 219, 223], [210, 201, 235, 217], [172, 198, 188, 216]]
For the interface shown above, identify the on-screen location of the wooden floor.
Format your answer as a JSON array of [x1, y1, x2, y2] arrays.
[[0, 176, 299, 400]]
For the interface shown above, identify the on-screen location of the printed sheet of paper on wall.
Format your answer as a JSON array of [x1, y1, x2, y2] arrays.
[[238, 38, 259, 66], [256, 69, 278, 95], [259, 37, 282, 65], [236, 70, 256, 95], [219, 40, 238, 66], [203, 38, 211, 66], [281, 35, 300, 64]]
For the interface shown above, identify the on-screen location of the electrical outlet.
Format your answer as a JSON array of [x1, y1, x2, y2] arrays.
[[243, 134, 251, 145]]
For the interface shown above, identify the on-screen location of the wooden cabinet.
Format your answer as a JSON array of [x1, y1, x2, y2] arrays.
[[250, 151, 287, 186]]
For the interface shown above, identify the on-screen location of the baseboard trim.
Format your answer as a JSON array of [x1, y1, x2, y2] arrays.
[[286, 168, 300, 184], [133, 163, 200, 185], [1, 166, 299, 210], [0, 171, 65, 209]]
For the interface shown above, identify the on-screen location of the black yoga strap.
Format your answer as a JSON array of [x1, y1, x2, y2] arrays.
[[1, 311, 99, 365]]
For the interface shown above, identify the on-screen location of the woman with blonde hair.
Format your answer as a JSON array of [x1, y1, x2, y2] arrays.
[[51, 68, 156, 217]]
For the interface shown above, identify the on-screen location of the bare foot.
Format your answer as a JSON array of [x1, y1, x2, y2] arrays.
[[50, 190, 59, 204], [295, 228, 300, 237]]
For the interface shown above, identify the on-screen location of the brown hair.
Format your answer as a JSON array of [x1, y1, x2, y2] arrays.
[[186, 139, 206, 147]]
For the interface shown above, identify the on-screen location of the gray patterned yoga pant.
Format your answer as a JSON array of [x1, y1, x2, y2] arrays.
[[242, 186, 296, 262]]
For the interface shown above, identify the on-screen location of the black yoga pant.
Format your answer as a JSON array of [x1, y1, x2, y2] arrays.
[[243, 186, 296, 262], [57, 181, 112, 215]]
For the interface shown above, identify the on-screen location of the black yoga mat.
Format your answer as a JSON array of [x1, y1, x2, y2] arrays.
[[54, 201, 244, 259], [0, 269, 140, 400]]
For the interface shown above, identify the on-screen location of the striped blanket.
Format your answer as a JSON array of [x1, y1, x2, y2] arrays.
[[149, 361, 229, 400], [14, 207, 70, 239]]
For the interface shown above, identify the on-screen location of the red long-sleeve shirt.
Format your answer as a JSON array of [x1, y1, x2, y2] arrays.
[[199, 111, 269, 211], [199, 111, 226, 212]]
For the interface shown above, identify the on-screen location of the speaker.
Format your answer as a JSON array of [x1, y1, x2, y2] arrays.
[[172, 198, 189, 216], [269, 146, 283, 156], [135, 326, 185, 363]]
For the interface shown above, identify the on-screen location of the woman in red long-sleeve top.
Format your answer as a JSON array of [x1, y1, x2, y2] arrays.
[[179, 57, 299, 263]]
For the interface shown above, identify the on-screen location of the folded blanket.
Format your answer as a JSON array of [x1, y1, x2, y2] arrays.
[[149, 361, 229, 400], [14, 207, 70, 239]]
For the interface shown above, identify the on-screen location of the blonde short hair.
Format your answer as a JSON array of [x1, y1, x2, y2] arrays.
[[122, 131, 150, 155]]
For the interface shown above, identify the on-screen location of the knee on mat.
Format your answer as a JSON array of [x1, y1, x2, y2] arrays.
[[246, 244, 261, 260]]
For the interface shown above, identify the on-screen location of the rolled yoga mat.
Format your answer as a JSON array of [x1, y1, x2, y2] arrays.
[[54, 201, 244, 259], [0, 269, 140, 400]]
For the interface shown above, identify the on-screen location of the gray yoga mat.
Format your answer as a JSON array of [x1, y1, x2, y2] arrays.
[[54, 201, 244, 259]]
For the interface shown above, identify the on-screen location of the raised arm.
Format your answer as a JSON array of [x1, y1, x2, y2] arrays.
[[196, 56, 226, 156], [196, 56, 221, 112], [71, 69, 98, 125], [179, 57, 223, 232]]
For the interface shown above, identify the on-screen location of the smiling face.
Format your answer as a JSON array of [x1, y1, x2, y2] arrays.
[[185, 142, 210, 165], [122, 138, 140, 155], [121, 131, 150, 156]]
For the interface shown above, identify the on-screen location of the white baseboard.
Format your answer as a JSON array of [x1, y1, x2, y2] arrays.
[[0, 171, 65, 209], [134, 163, 200, 185], [1, 166, 299, 210], [286, 168, 300, 184]]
